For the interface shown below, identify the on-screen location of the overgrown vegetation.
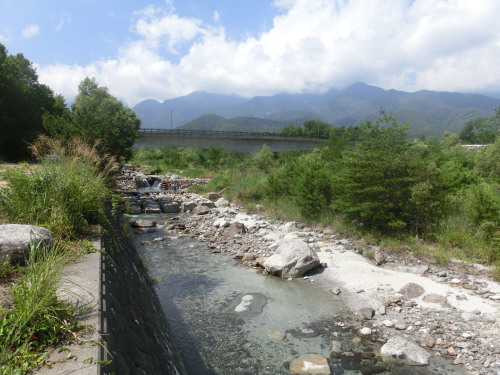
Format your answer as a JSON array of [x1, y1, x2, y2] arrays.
[[0, 244, 78, 373], [130, 144, 250, 177], [192, 110, 499, 273], [0, 137, 114, 372], [0, 136, 115, 238]]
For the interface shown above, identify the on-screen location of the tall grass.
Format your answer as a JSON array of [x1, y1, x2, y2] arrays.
[[0, 244, 77, 373], [0, 136, 114, 238]]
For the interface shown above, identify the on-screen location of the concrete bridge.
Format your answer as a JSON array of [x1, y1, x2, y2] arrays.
[[135, 129, 324, 154]]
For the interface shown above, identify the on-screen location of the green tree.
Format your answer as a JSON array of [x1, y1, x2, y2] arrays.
[[253, 144, 276, 172], [459, 108, 499, 144], [44, 77, 141, 161], [0, 44, 61, 161], [333, 111, 416, 232]]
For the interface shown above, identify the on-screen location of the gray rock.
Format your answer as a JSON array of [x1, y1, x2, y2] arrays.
[[215, 197, 229, 207], [204, 192, 219, 202], [374, 251, 386, 266], [131, 219, 157, 228], [181, 201, 197, 212], [380, 336, 430, 365], [160, 201, 181, 213], [398, 282, 425, 299], [359, 307, 375, 320], [264, 239, 320, 278], [200, 201, 216, 209], [416, 265, 430, 275], [143, 199, 161, 213], [192, 205, 211, 215], [0, 224, 54, 262], [422, 294, 447, 304]]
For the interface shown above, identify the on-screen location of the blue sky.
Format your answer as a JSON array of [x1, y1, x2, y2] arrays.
[[1, 0, 500, 106]]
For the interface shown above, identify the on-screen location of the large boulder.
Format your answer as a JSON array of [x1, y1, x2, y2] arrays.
[[380, 336, 430, 366], [264, 239, 320, 278], [0, 224, 54, 263], [160, 200, 181, 213]]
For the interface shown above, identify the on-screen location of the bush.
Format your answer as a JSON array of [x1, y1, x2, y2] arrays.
[[0, 137, 112, 238]]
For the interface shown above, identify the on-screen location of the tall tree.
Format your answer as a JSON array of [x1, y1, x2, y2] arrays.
[[44, 77, 141, 161], [0, 44, 60, 161], [333, 111, 416, 232]]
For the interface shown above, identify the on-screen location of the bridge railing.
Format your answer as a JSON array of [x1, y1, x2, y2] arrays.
[[139, 128, 326, 140]]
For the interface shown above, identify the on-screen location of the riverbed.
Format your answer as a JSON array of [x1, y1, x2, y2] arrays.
[[131, 213, 469, 375]]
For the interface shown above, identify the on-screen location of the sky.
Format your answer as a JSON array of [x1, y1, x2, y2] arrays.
[[1, 0, 500, 107]]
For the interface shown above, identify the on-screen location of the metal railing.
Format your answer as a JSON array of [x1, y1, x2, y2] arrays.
[[139, 128, 326, 140]]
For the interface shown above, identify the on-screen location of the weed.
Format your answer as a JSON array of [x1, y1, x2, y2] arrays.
[[0, 243, 78, 373]]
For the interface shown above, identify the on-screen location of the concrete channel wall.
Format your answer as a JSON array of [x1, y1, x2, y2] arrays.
[[99, 211, 188, 375], [36, 210, 187, 375]]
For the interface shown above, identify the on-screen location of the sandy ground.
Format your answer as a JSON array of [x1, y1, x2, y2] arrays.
[[314, 247, 499, 316]]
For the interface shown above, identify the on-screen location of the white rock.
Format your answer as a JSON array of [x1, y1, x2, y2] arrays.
[[380, 336, 430, 366]]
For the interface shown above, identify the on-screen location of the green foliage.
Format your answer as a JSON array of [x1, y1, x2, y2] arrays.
[[0, 244, 78, 373], [279, 119, 333, 138], [0, 138, 112, 238], [0, 44, 62, 161], [253, 144, 276, 172], [130, 145, 249, 174], [459, 108, 499, 144], [333, 111, 416, 232], [44, 77, 141, 161]]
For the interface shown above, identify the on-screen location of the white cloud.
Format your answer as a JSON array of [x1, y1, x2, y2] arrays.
[[38, 0, 500, 106], [213, 10, 220, 23], [55, 13, 71, 31], [22, 24, 40, 39]]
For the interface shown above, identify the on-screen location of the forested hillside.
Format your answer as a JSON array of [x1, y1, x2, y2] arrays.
[[133, 83, 500, 136]]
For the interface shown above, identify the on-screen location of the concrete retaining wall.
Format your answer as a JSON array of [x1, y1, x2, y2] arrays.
[[99, 211, 188, 375], [136, 132, 322, 154]]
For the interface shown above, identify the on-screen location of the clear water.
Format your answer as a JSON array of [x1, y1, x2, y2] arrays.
[[132, 214, 467, 375]]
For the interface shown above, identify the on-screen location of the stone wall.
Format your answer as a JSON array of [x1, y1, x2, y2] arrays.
[[99, 209, 188, 375]]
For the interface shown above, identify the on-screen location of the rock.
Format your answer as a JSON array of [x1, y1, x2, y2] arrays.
[[204, 192, 219, 201], [331, 287, 341, 295], [380, 336, 430, 366], [143, 198, 161, 213], [267, 330, 285, 341], [398, 283, 425, 299], [181, 201, 197, 212], [416, 265, 430, 275], [359, 307, 375, 320], [241, 253, 256, 262], [215, 197, 229, 207], [255, 204, 265, 212], [374, 251, 386, 266], [382, 320, 394, 327], [359, 327, 372, 336], [225, 222, 247, 236], [192, 205, 211, 215], [282, 221, 297, 233], [422, 294, 447, 304], [264, 239, 320, 278], [423, 335, 436, 348], [0, 224, 54, 263], [289, 354, 330, 375], [160, 201, 181, 213], [130, 219, 157, 228], [447, 346, 458, 356], [200, 201, 216, 208]]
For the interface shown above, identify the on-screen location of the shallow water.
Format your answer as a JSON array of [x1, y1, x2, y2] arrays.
[[133, 214, 467, 375]]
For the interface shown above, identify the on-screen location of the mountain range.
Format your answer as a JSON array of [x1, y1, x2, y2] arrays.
[[132, 82, 500, 136]]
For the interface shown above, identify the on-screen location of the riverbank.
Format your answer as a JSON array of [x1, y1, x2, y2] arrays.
[[138, 188, 499, 375]]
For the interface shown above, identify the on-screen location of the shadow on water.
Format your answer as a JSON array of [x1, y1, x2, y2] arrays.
[[156, 275, 220, 375]]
